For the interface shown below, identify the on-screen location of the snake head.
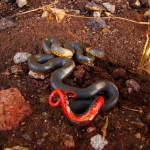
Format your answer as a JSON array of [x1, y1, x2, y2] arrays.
[[49, 89, 63, 107]]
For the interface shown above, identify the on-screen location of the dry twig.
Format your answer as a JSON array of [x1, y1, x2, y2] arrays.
[[122, 106, 143, 114], [101, 116, 109, 140]]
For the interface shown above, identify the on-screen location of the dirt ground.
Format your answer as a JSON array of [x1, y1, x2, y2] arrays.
[[0, 0, 150, 150]]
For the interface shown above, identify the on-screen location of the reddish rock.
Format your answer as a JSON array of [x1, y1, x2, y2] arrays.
[[0, 88, 32, 131]]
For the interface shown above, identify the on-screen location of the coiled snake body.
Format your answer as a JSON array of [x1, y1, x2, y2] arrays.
[[28, 37, 119, 126]]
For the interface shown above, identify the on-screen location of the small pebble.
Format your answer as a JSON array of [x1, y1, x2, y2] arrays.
[[86, 17, 107, 29], [75, 9, 80, 14], [87, 126, 96, 133], [93, 11, 101, 18], [63, 139, 75, 149], [126, 79, 140, 92], [41, 10, 49, 18], [102, 2, 116, 13], [28, 70, 50, 80], [85, 2, 106, 11], [13, 52, 31, 64], [16, 0, 27, 8], [144, 9, 150, 17], [90, 134, 108, 150], [135, 133, 141, 139], [10, 65, 23, 74], [130, 0, 141, 8]]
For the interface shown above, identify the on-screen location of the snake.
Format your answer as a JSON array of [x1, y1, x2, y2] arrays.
[[49, 89, 104, 126], [28, 37, 119, 124], [28, 56, 119, 111]]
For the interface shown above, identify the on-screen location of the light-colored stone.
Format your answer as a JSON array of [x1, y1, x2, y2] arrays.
[[144, 9, 150, 17], [28, 70, 50, 80], [13, 52, 31, 64], [130, 0, 141, 8], [93, 11, 101, 18], [41, 10, 49, 18], [87, 126, 96, 133], [135, 133, 141, 139], [90, 134, 108, 150], [102, 2, 116, 13], [16, 0, 27, 8], [126, 79, 140, 92]]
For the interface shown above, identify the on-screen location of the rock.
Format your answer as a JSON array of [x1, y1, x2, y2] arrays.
[[135, 133, 141, 139], [144, 9, 150, 17], [4, 146, 29, 150], [41, 10, 49, 18], [86, 17, 107, 29], [74, 9, 80, 14], [146, 113, 150, 122], [85, 2, 106, 11], [13, 52, 31, 64], [90, 134, 108, 150], [126, 79, 140, 92], [0, 18, 17, 31], [101, 28, 110, 33], [87, 126, 96, 133], [16, 0, 27, 8], [10, 65, 23, 74], [111, 68, 126, 78], [63, 138, 75, 149], [93, 11, 101, 18], [102, 2, 116, 13], [130, 0, 141, 8], [0, 88, 32, 131], [28, 70, 50, 80]]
